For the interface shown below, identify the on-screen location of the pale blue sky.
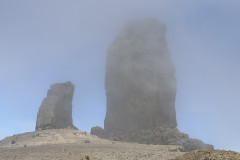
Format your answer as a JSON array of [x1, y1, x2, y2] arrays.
[[0, 0, 240, 151]]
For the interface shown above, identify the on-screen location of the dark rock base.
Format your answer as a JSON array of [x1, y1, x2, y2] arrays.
[[91, 126, 213, 152]]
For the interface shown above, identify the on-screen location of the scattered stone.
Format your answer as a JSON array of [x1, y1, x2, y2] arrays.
[[10, 140, 16, 144], [84, 140, 90, 143], [35, 81, 77, 131], [0, 129, 190, 160], [81, 156, 90, 160], [91, 127, 105, 138], [173, 150, 240, 160]]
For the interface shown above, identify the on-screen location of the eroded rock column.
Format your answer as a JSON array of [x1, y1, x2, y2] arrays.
[[36, 81, 77, 131], [91, 19, 214, 151], [104, 18, 177, 131]]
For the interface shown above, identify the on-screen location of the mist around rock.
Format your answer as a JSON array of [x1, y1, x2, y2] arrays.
[[90, 18, 213, 152], [0, 17, 237, 159]]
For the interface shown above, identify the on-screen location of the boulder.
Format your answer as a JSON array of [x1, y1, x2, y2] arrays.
[[35, 81, 77, 131]]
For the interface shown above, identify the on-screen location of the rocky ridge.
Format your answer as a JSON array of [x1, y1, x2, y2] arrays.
[[91, 127, 213, 152], [0, 129, 185, 160]]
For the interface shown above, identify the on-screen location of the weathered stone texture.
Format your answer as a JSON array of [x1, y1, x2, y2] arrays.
[[104, 18, 177, 131], [36, 81, 77, 131], [91, 18, 213, 151]]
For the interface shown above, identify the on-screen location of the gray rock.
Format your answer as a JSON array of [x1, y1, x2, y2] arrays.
[[91, 127, 106, 138], [104, 18, 177, 131], [35, 81, 77, 131], [91, 126, 214, 152], [91, 18, 214, 151]]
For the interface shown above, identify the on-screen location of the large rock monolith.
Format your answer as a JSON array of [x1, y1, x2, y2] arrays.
[[104, 18, 177, 131], [91, 18, 213, 151], [36, 81, 77, 131]]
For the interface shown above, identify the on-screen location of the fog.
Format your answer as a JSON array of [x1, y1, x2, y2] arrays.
[[0, 0, 240, 151]]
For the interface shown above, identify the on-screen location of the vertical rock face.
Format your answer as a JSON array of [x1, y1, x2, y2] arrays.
[[91, 18, 214, 151], [104, 19, 177, 131], [36, 81, 77, 131]]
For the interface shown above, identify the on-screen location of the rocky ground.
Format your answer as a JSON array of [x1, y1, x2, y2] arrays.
[[91, 126, 213, 151], [0, 129, 185, 160], [173, 150, 240, 160]]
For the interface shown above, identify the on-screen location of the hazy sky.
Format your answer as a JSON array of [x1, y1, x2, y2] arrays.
[[0, 0, 240, 151]]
